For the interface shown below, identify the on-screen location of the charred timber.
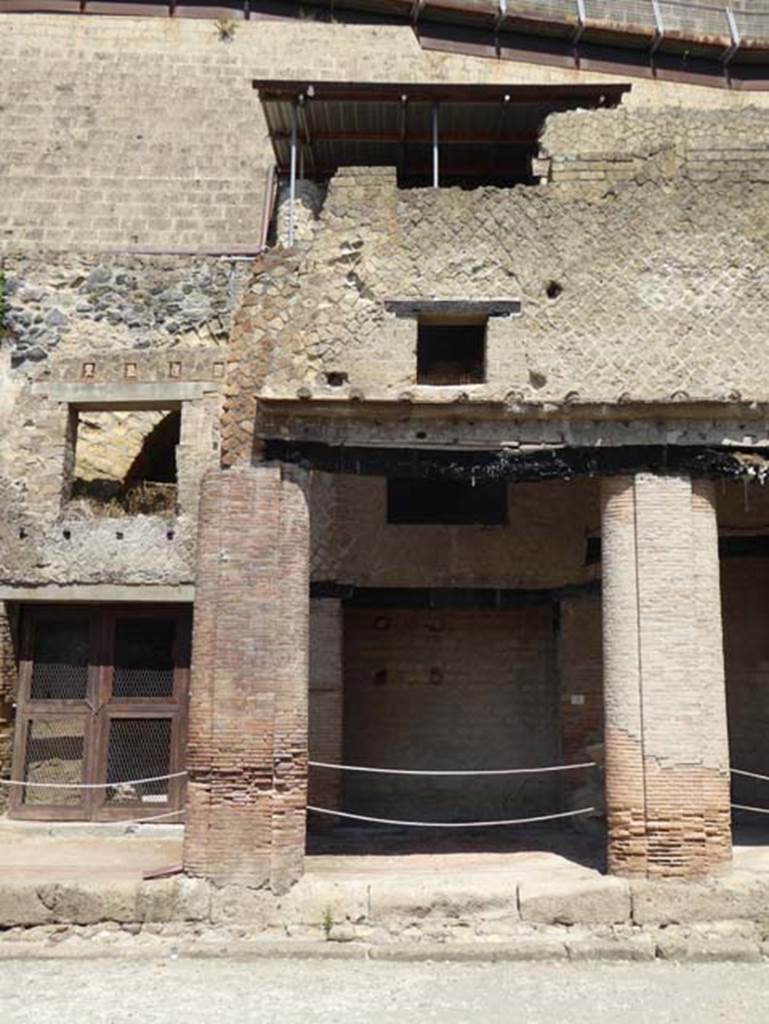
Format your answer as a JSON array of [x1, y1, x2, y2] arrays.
[[264, 440, 769, 483], [310, 581, 599, 608]]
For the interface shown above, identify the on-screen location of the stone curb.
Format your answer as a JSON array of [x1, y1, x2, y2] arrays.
[[368, 941, 568, 963], [0, 937, 767, 964]]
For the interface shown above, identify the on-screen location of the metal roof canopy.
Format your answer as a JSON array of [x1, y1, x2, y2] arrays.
[[254, 79, 630, 183]]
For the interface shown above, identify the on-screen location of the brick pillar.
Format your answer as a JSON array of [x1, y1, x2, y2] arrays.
[[308, 598, 343, 830], [601, 473, 731, 879], [183, 463, 309, 892]]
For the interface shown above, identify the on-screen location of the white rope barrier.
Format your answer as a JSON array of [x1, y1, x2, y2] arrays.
[[113, 808, 186, 825], [308, 761, 596, 777], [731, 803, 769, 817], [0, 808, 186, 826], [307, 805, 595, 828], [731, 768, 769, 784], [0, 771, 188, 790]]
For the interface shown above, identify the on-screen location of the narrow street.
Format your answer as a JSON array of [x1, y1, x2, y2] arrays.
[[1, 957, 767, 1024]]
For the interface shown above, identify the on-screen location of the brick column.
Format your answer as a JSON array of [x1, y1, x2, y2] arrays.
[[183, 463, 309, 893], [601, 473, 731, 879], [308, 598, 343, 830]]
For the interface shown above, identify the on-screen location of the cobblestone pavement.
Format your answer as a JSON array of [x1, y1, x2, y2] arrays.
[[1, 957, 768, 1024]]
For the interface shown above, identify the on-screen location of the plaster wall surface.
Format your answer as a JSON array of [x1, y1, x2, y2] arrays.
[[343, 604, 559, 821], [557, 594, 603, 784], [308, 597, 343, 819], [330, 475, 600, 589], [722, 559, 769, 809]]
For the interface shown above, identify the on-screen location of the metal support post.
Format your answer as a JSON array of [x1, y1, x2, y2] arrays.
[[650, 0, 664, 56], [723, 6, 741, 65], [573, 0, 586, 46], [288, 98, 298, 247]]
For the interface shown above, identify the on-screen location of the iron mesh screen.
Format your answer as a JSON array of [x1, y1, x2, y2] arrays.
[[23, 718, 85, 806], [112, 618, 175, 698], [30, 620, 89, 700], [106, 718, 172, 803]]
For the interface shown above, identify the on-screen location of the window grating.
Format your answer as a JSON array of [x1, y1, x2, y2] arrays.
[[30, 619, 89, 701], [23, 718, 85, 806], [106, 718, 172, 804], [112, 618, 175, 698]]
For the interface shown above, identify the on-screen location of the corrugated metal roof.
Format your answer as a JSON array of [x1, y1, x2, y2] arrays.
[[255, 80, 628, 178]]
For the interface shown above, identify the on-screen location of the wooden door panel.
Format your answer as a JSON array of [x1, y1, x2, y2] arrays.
[[10, 604, 190, 822]]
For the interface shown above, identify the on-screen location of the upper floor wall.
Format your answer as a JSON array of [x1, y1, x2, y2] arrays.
[[220, 104, 769, 460], [1, 13, 769, 255]]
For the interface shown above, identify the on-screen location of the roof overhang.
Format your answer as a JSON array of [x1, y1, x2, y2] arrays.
[[253, 79, 630, 179]]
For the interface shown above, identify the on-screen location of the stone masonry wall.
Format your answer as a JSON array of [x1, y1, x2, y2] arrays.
[[539, 106, 769, 188], [0, 254, 249, 588], [2, 253, 251, 367], [221, 116, 769, 462], [722, 558, 769, 811], [2, 14, 768, 256], [557, 594, 604, 817], [0, 349, 224, 589]]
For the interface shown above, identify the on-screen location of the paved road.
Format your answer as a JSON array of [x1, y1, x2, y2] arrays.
[[1, 957, 768, 1024]]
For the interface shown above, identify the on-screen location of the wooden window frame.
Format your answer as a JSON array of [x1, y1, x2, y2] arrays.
[[9, 604, 190, 822]]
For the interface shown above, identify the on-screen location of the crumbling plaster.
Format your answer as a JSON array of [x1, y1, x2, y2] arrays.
[[0, 253, 248, 588], [0, 352, 224, 588]]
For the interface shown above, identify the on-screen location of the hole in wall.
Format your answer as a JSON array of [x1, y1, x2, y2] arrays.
[[325, 371, 349, 388], [387, 478, 508, 525], [546, 280, 563, 300], [417, 319, 486, 386], [67, 409, 180, 519]]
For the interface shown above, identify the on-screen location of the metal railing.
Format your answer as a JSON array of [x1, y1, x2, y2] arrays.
[[501, 1, 769, 55], [4, 0, 769, 48]]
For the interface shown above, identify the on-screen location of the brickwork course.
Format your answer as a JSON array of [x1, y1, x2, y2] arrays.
[[1, 7, 769, 893]]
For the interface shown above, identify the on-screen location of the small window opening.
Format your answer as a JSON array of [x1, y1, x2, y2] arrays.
[[67, 409, 180, 518], [417, 319, 486, 386], [387, 478, 508, 525]]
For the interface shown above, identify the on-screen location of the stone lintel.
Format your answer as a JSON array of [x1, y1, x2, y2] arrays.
[[0, 584, 194, 603], [31, 382, 212, 407]]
